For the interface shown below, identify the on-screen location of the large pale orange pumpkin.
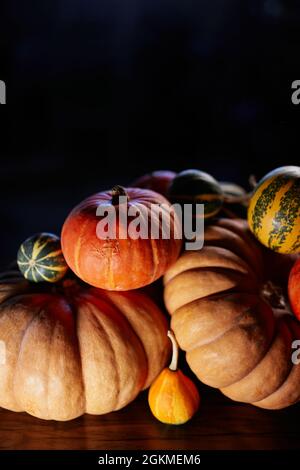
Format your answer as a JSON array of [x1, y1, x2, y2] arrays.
[[164, 219, 300, 409], [61, 186, 182, 291], [0, 270, 169, 421]]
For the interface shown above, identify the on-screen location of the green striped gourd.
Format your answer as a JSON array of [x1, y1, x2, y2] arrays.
[[168, 169, 224, 219], [17, 233, 68, 282]]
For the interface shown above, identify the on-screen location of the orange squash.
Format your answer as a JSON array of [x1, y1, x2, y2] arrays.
[[148, 330, 200, 425]]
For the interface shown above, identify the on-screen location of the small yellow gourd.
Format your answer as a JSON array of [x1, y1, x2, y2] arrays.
[[148, 330, 200, 425]]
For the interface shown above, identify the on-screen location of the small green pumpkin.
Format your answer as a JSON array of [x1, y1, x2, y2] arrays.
[[168, 169, 224, 219], [17, 233, 68, 283]]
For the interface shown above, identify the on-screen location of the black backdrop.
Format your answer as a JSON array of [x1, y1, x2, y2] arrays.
[[0, 0, 299, 267]]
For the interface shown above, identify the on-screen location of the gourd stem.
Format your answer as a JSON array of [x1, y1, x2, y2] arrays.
[[111, 185, 128, 205], [223, 193, 251, 205], [222, 174, 257, 206], [168, 330, 179, 371]]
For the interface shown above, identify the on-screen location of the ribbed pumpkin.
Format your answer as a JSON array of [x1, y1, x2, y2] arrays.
[[168, 169, 224, 219], [0, 270, 169, 421], [17, 233, 68, 283], [61, 186, 182, 291], [248, 166, 300, 253], [164, 218, 300, 409]]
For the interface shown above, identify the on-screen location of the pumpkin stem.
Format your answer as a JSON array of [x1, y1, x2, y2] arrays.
[[168, 330, 179, 371], [111, 185, 128, 205]]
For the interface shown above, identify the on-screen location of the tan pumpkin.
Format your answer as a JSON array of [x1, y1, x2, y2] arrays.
[[164, 218, 300, 409], [0, 270, 169, 421]]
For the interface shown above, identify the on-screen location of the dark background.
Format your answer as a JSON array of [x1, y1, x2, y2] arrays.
[[0, 0, 299, 267]]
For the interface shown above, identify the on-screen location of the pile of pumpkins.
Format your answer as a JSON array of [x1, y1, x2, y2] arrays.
[[0, 165, 299, 423]]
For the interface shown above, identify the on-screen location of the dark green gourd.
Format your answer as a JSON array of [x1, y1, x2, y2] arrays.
[[17, 233, 68, 282], [168, 169, 224, 219]]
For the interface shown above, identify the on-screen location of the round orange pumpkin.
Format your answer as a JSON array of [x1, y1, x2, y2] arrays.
[[164, 218, 300, 409], [61, 186, 182, 291], [0, 270, 170, 421]]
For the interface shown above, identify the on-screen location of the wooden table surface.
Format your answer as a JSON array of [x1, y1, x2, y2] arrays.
[[1, 384, 299, 450]]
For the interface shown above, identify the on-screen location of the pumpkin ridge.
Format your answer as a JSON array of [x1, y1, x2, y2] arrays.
[[171, 372, 190, 423], [186, 309, 274, 389], [68, 299, 87, 415], [205, 225, 262, 276], [92, 307, 121, 410], [81, 299, 121, 410], [164, 267, 258, 314], [163, 246, 254, 284], [106, 246, 115, 290], [165, 265, 257, 281], [150, 238, 159, 283], [73, 217, 90, 278], [82, 292, 150, 410], [253, 318, 300, 409], [154, 371, 170, 421], [176, 371, 200, 412], [45, 308, 56, 420], [98, 290, 164, 390], [222, 318, 294, 403], [12, 302, 43, 414], [91, 290, 150, 389], [174, 299, 262, 352]]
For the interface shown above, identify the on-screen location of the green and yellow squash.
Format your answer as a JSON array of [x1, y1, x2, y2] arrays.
[[248, 166, 300, 253]]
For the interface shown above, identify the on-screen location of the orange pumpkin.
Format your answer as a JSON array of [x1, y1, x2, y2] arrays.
[[148, 330, 200, 424], [0, 270, 169, 421], [61, 186, 182, 290]]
